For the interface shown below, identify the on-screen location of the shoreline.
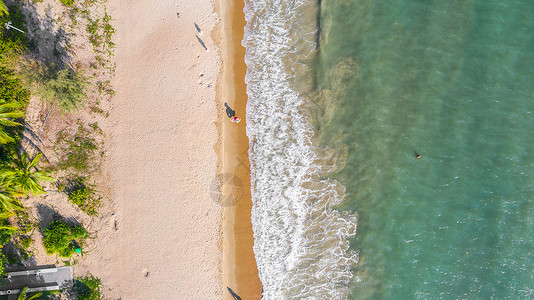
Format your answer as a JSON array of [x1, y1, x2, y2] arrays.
[[219, 0, 263, 299]]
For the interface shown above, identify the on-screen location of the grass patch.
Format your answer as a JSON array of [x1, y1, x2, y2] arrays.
[[59, 0, 75, 7], [58, 176, 101, 216], [61, 0, 116, 75], [42, 219, 88, 258], [54, 121, 103, 173], [53, 121, 104, 216]]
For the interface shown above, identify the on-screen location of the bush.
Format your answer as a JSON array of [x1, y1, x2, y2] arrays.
[[73, 274, 101, 300], [42, 219, 88, 258]]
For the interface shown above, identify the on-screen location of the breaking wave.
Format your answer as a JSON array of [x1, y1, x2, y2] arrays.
[[243, 0, 359, 299]]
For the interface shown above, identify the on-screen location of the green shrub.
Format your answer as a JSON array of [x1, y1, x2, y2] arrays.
[[0, 6, 30, 146], [0, 218, 15, 245], [0, 248, 6, 276], [15, 209, 37, 236], [42, 219, 88, 258], [73, 274, 101, 300]]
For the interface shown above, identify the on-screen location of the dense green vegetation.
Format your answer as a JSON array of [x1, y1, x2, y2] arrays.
[[0, 3, 47, 276], [42, 219, 88, 258], [0, 1, 88, 276], [0, 1, 110, 296]]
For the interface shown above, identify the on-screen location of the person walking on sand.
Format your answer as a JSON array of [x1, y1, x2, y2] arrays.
[[224, 102, 235, 118], [225, 102, 241, 123]]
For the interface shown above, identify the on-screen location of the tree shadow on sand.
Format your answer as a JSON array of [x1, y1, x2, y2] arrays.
[[36, 204, 81, 234], [17, 1, 72, 67]]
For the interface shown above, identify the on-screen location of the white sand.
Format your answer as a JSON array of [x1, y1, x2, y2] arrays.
[[76, 0, 223, 298]]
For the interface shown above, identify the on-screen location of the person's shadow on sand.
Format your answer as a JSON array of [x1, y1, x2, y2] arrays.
[[194, 22, 203, 35], [196, 35, 208, 51], [224, 102, 236, 118], [227, 287, 242, 300]]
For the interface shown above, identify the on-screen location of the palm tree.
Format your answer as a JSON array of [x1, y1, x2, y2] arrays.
[[0, 103, 24, 144], [1, 153, 54, 196]]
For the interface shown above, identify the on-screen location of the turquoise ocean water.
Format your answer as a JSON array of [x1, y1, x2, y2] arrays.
[[244, 0, 534, 298]]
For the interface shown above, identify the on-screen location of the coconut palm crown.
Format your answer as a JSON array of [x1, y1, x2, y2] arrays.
[[1, 153, 54, 196]]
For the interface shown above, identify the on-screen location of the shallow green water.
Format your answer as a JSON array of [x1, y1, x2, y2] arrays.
[[314, 0, 534, 298]]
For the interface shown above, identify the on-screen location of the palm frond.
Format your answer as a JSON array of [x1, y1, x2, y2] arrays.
[[0, 210, 15, 219], [0, 225, 17, 231], [29, 153, 43, 169], [0, 103, 24, 128], [0, 130, 16, 144], [28, 292, 44, 300], [0, 0, 8, 16], [0, 103, 22, 112], [2, 153, 53, 196], [0, 193, 23, 211], [0, 119, 23, 127], [33, 171, 55, 182]]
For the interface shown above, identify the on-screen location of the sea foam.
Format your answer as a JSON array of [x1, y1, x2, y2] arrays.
[[243, 1, 358, 299]]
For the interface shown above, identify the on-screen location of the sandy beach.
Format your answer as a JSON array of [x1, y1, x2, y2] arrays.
[[66, 0, 266, 298], [74, 0, 224, 298]]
